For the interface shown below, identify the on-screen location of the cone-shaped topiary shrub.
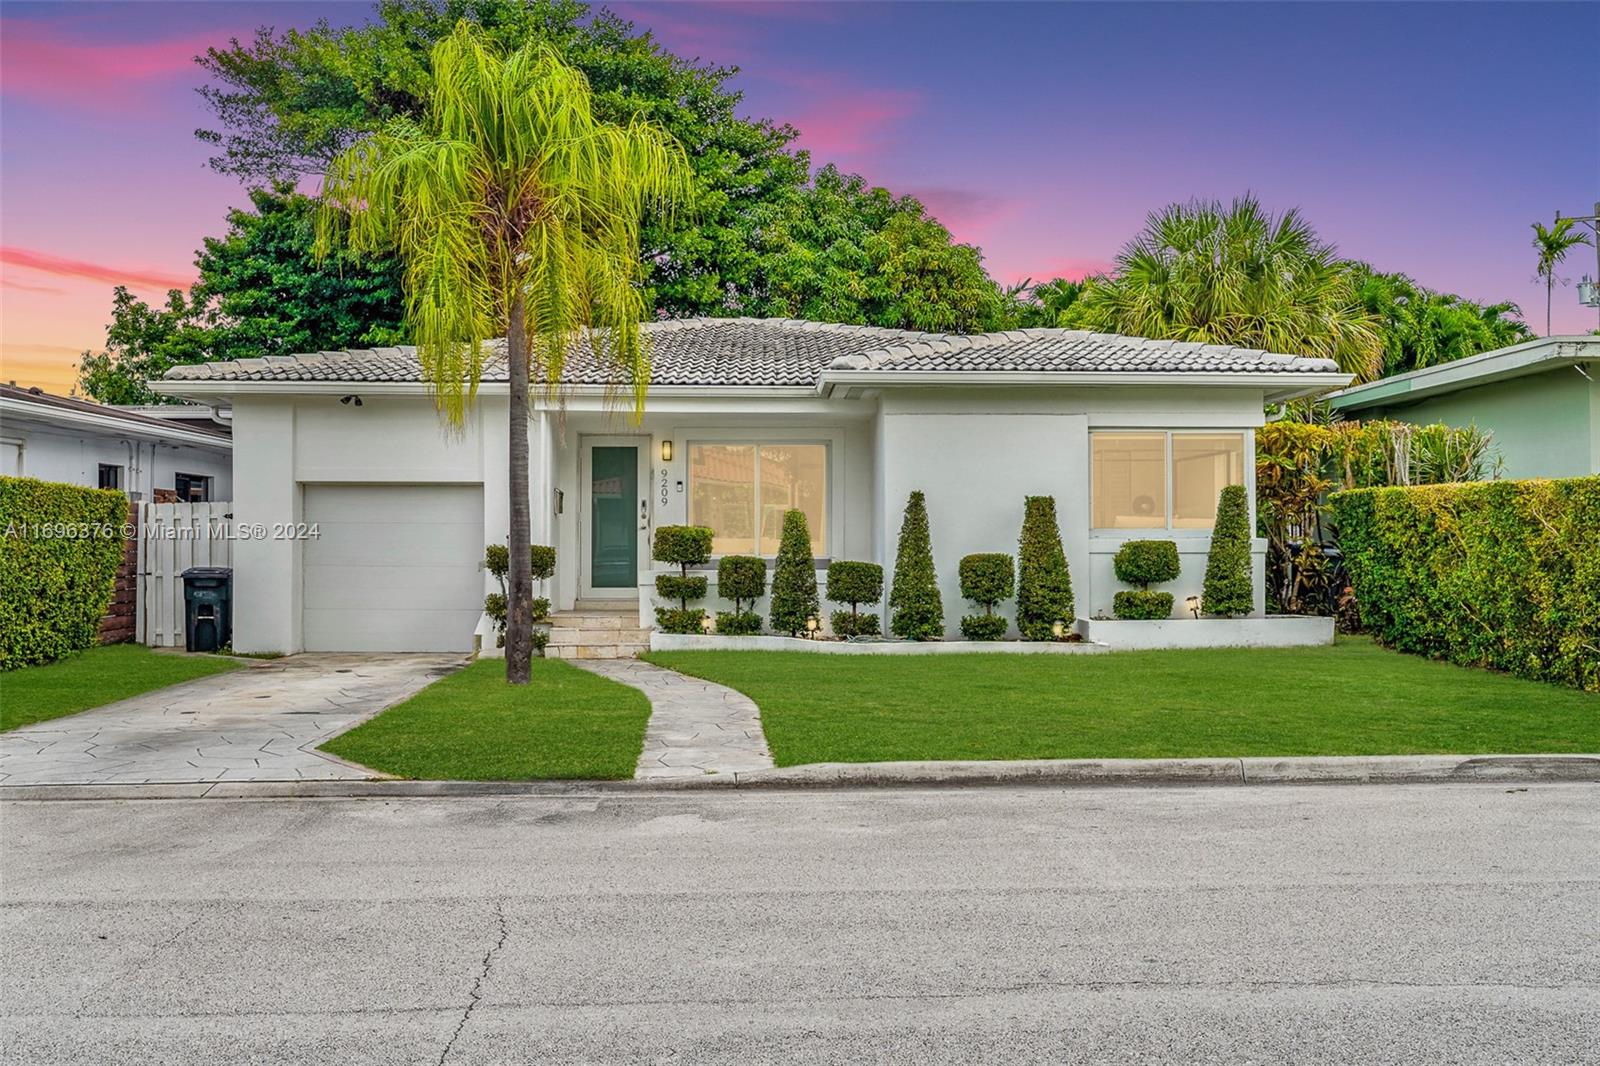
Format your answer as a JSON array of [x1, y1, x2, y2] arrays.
[[716, 554, 766, 635], [826, 560, 883, 637], [1016, 495, 1074, 640], [1201, 484, 1253, 617], [889, 491, 944, 640], [652, 525, 713, 633], [768, 510, 820, 635], [484, 543, 556, 645], [958, 552, 1014, 640], [1111, 539, 1178, 620]]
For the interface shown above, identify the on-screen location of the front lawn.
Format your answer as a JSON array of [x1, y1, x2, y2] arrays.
[[645, 637, 1600, 766], [320, 658, 651, 780], [1, 644, 243, 732]]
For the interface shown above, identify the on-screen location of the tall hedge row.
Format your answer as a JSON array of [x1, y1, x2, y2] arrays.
[[2, 476, 130, 669], [1330, 477, 1599, 692]]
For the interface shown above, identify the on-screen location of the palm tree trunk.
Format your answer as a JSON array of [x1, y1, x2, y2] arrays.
[[505, 291, 534, 685], [1546, 275, 1553, 336]]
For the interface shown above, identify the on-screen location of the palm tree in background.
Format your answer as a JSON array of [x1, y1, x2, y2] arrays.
[[1531, 218, 1592, 335], [318, 23, 691, 683], [1066, 196, 1382, 380], [1351, 266, 1531, 375]]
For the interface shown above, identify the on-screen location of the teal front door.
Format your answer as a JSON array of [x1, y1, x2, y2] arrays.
[[590, 446, 639, 588]]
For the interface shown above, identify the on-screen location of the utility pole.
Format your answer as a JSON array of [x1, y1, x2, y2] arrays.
[[1556, 200, 1600, 331]]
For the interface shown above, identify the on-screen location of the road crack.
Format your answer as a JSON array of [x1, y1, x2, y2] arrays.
[[437, 897, 508, 1066]]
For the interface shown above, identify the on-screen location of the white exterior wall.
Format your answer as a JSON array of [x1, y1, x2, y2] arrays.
[[218, 382, 1271, 652], [2, 420, 231, 500], [875, 387, 1268, 637]]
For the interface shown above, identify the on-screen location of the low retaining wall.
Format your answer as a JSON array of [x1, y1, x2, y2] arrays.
[[649, 633, 1109, 655], [1076, 615, 1334, 650]]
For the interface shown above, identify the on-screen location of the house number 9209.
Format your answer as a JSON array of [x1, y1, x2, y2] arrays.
[[659, 469, 670, 509]]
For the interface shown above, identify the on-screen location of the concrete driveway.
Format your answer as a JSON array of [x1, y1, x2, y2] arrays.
[[0, 654, 464, 787]]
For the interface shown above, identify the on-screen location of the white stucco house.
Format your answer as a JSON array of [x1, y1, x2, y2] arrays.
[[151, 318, 1348, 654], [0, 384, 232, 501]]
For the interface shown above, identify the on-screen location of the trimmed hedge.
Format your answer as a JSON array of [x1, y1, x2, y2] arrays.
[[653, 525, 713, 631], [2, 476, 129, 669], [1113, 540, 1180, 588], [826, 560, 882, 637], [1331, 477, 1600, 692], [769, 510, 820, 635], [889, 491, 943, 640], [717, 555, 766, 615], [1202, 485, 1252, 617], [715, 610, 762, 635], [959, 552, 1014, 641], [1113, 590, 1174, 620], [1016, 495, 1074, 640], [484, 543, 555, 644]]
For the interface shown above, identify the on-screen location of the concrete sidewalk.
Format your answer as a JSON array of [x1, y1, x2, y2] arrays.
[[3, 752, 1595, 801]]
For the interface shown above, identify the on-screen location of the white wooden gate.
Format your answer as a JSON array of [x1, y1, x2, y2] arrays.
[[137, 502, 232, 647]]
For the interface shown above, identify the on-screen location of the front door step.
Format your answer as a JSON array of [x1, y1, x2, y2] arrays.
[[546, 607, 649, 660]]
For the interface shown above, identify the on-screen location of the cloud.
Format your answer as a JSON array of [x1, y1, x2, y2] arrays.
[[604, 2, 755, 59], [1, 246, 194, 292], [0, 18, 224, 110], [0, 276, 66, 296], [904, 187, 1024, 240], [1002, 255, 1117, 287], [787, 87, 920, 163]]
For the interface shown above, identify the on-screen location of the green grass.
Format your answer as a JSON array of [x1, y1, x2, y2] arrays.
[[2, 644, 243, 732], [320, 658, 652, 780], [644, 637, 1600, 766]]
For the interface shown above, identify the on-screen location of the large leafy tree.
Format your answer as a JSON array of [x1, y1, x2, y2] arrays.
[[77, 184, 405, 403], [318, 23, 690, 682], [1351, 266, 1531, 376], [756, 166, 1006, 332], [193, 0, 1008, 331], [1530, 218, 1592, 335], [1063, 195, 1383, 380]]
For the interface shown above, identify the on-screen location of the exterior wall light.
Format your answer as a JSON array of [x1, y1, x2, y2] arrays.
[[1186, 595, 1201, 619], [660, 440, 673, 462]]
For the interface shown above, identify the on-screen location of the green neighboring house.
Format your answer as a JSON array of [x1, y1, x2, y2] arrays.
[[1327, 336, 1600, 479]]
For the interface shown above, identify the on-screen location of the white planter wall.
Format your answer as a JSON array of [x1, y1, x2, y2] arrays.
[[1077, 615, 1334, 650]]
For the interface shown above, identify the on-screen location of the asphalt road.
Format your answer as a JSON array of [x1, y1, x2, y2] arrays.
[[3, 783, 1598, 1065]]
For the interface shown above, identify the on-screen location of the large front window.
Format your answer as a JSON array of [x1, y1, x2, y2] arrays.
[[689, 442, 827, 556], [1092, 431, 1245, 530]]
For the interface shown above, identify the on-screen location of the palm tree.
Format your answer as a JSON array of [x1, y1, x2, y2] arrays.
[[1067, 196, 1382, 380], [1531, 218, 1592, 335], [318, 24, 690, 683]]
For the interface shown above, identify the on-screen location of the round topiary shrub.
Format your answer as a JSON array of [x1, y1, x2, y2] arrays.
[[715, 610, 762, 635], [889, 491, 943, 640], [826, 560, 883, 638], [652, 525, 713, 630], [1202, 485, 1253, 617], [484, 542, 557, 642], [1016, 496, 1074, 640], [1112, 540, 1180, 588], [1112, 590, 1175, 620], [769, 510, 820, 635], [957, 552, 1014, 641], [718, 555, 766, 614]]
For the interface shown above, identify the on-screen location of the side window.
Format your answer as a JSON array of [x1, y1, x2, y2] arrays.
[[97, 463, 122, 491], [174, 473, 211, 502]]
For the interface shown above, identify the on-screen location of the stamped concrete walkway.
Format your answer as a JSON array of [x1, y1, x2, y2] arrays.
[[573, 659, 774, 780], [0, 654, 464, 787]]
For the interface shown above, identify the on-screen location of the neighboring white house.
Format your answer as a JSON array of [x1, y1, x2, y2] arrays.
[[0, 385, 233, 501], [151, 319, 1349, 654]]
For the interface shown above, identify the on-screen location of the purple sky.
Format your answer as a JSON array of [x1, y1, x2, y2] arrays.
[[3, 0, 1597, 393]]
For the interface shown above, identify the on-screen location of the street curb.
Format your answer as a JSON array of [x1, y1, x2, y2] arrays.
[[2, 754, 1597, 801]]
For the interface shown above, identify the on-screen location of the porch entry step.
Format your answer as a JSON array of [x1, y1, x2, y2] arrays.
[[545, 604, 649, 659]]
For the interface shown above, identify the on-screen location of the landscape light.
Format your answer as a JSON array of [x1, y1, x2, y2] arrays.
[[1051, 620, 1064, 640], [1187, 595, 1201, 619]]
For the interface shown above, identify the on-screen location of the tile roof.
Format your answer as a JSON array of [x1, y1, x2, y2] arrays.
[[160, 317, 1341, 387]]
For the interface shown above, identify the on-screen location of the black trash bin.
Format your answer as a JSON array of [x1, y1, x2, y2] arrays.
[[181, 566, 233, 653]]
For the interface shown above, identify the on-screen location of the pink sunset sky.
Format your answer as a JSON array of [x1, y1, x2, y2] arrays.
[[2, 0, 1596, 395]]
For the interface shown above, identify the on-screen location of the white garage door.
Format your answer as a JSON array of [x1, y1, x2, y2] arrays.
[[302, 484, 484, 652]]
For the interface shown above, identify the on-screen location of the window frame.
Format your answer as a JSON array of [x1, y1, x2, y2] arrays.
[[1089, 429, 1249, 534], [686, 438, 832, 559], [174, 472, 211, 502]]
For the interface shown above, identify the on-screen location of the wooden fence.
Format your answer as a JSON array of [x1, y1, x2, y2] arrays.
[[137, 501, 232, 647]]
